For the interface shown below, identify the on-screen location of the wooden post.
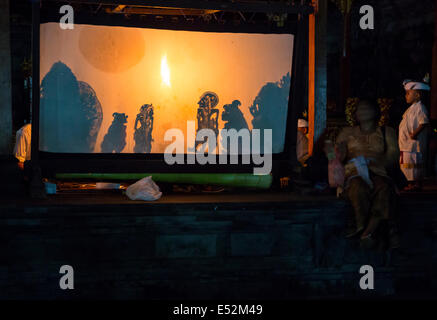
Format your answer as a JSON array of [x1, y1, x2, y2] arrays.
[[431, 0, 437, 120], [308, 0, 327, 155], [308, 2, 316, 155], [29, 0, 46, 199], [0, 0, 12, 154], [339, 10, 351, 112], [31, 0, 40, 163], [315, 0, 327, 144]]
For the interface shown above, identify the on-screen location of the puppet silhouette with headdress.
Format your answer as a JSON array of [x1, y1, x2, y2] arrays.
[[134, 104, 154, 153], [195, 91, 219, 152]]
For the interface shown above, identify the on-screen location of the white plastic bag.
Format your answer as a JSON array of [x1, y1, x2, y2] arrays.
[[126, 176, 162, 201]]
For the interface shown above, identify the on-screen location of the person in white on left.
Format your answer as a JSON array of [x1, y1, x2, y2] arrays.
[[13, 123, 31, 170]]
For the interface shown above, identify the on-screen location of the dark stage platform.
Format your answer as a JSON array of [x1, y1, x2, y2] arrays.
[[2, 183, 436, 209], [2, 190, 336, 210]]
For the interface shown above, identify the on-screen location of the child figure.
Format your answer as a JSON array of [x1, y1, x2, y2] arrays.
[[296, 119, 309, 165], [399, 78, 431, 191]]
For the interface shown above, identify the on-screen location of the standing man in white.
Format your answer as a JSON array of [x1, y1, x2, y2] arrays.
[[399, 78, 431, 191]]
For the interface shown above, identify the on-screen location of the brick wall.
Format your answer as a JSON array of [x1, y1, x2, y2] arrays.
[[0, 197, 436, 299]]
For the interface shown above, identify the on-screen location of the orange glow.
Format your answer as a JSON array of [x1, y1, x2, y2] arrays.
[[40, 23, 293, 154], [161, 54, 171, 87]]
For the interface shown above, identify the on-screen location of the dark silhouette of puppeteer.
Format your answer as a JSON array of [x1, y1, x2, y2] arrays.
[[134, 104, 154, 153], [221, 100, 249, 154], [195, 91, 219, 152], [250, 72, 290, 153], [101, 112, 128, 153]]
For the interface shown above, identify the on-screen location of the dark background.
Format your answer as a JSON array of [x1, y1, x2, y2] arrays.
[[9, 0, 436, 130]]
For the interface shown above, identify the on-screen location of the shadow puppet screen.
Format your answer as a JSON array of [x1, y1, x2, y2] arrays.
[[39, 23, 294, 155]]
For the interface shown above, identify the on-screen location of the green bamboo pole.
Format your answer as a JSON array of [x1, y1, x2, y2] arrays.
[[55, 173, 272, 189]]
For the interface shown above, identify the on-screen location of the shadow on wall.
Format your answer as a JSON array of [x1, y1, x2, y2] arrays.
[[101, 112, 128, 153], [39, 63, 291, 155], [249, 72, 291, 153], [39, 61, 103, 153], [219, 73, 291, 154], [221, 100, 249, 154]]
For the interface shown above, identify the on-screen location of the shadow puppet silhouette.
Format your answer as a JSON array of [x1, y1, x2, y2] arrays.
[[134, 104, 154, 153], [221, 100, 249, 154], [40, 61, 103, 153], [195, 92, 220, 152], [101, 113, 128, 153], [249, 72, 290, 153]]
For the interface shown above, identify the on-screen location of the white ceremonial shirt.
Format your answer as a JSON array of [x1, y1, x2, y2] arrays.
[[398, 101, 429, 153], [14, 123, 32, 162]]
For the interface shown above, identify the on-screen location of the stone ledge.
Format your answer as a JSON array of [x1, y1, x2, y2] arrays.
[[0, 192, 436, 298]]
